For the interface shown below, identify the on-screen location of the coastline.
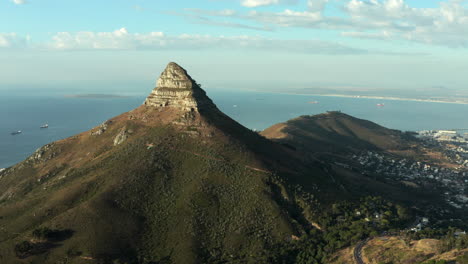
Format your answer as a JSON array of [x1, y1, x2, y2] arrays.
[[308, 94, 468, 105], [250, 90, 468, 105]]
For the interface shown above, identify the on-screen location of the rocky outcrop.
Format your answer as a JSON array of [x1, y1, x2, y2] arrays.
[[114, 128, 130, 146], [144, 62, 216, 112], [0, 168, 6, 180], [91, 120, 112, 136], [26, 143, 58, 164]]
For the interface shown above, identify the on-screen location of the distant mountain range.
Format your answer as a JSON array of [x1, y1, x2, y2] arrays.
[[0, 63, 466, 264], [64, 94, 131, 99]]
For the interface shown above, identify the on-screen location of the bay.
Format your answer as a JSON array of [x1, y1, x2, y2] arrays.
[[1, 89, 467, 168]]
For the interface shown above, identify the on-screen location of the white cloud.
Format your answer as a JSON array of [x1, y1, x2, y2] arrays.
[[307, 0, 329, 12], [247, 9, 323, 26], [241, 0, 298, 7], [0, 28, 425, 56], [242, 0, 279, 8], [343, 0, 468, 47], [0, 33, 28, 48], [11, 0, 26, 5], [47, 28, 367, 54], [184, 9, 237, 17], [50, 28, 165, 50], [180, 9, 272, 31], [45, 28, 427, 55], [341, 30, 392, 40], [185, 0, 468, 47]]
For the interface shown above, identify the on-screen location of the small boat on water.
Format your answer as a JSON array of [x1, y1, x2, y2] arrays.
[[11, 130, 22, 135], [377, 103, 385, 107], [40, 124, 49, 129], [308, 101, 319, 104]]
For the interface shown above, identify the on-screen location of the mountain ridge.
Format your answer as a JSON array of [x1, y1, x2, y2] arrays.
[[261, 111, 413, 153], [0, 62, 341, 263]]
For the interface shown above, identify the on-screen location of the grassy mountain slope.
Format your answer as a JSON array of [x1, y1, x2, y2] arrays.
[[260, 110, 461, 171], [0, 66, 343, 263], [261, 111, 417, 153], [0, 107, 290, 263], [260, 111, 455, 218]]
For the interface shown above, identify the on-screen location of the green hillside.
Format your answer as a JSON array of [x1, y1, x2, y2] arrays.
[[261, 111, 417, 153]]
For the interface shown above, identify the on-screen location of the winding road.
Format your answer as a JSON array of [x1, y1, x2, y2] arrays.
[[353, 238, 370, 264]]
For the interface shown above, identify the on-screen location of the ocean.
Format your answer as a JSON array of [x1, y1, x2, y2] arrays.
[[1, 89, 468, 169]]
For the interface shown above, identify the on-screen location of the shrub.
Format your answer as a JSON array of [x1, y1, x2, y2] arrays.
[[31, 227, 73, 242], [456, 252, 468, 264], [14, 241, 33, 258], [32, 227, 54, 240]]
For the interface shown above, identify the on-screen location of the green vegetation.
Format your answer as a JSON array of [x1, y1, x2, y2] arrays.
[[14, 241, 34, 258], [457, 252, 468, 264], [403, 228, 468, 254], [269, 196, 412, 264], [439, 230, 468, 253], [420, 260, 448, 264]]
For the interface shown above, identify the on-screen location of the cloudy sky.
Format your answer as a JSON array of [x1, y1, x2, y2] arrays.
[[1, 0, 468, 92]]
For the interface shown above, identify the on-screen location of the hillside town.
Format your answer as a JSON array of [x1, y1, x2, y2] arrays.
[[349, 130, 468, 210], [417, 130, 468, 167], [418, 130, 468, 143]]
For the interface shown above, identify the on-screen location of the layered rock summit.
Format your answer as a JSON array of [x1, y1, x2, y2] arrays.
[[144, 62, 215, 112]]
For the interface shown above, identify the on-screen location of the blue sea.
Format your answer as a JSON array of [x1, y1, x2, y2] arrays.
[[1, 88, 468, 169]]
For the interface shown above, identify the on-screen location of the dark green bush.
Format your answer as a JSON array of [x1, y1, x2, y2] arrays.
[[14, 241, 33, 258], [32, 227, 53, 240]]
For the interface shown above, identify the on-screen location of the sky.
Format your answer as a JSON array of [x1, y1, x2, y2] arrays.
[[1, 0, 468, 93]]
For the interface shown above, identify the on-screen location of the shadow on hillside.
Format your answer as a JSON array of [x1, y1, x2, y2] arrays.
[[45, 229, 74, 242], [15, 241, 61, 259], [15, 229, 75, 259]]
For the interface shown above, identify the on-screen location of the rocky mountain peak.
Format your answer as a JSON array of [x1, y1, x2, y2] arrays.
[[156, 62, 194, 89], [144, 62, 215, 112]]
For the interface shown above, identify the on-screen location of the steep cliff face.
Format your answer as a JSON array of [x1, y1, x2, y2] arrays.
[[144, 62, 216, 112]]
